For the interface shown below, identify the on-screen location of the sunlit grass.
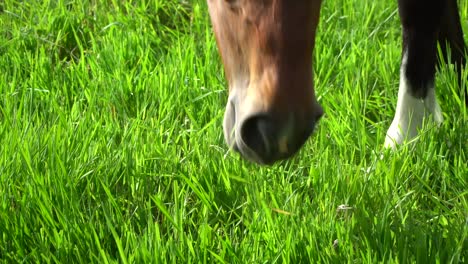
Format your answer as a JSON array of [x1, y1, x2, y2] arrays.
[[0, 0, 466, 262]]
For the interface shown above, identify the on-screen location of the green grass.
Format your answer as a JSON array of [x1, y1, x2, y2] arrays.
[[0, 0, 467, 262]]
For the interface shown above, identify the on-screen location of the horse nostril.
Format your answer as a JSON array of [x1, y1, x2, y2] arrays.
[[240, 115, 275, 161], [238, 111, 320, 164]]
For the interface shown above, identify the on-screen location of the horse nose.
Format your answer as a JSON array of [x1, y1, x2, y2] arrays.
[[238, 111, 322, 164], [240, 115, 275, 162]]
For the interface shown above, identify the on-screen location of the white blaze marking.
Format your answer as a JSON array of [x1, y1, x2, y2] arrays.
[[384, 52, 443, 149]]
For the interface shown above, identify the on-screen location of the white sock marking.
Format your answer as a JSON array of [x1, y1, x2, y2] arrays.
[[384, 52, 443, 149]]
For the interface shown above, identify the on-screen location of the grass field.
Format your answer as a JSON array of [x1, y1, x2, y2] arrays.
[[0, 0, 467, 262]]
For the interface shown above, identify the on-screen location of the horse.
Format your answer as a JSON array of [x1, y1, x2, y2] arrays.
[[207, 0, 466, 165]]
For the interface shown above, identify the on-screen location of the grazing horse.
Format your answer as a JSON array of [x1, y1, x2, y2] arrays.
[[207, 0, 466, 165]]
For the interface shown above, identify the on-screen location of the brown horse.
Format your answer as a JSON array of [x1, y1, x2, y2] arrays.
[[207, 0, 466, 165]]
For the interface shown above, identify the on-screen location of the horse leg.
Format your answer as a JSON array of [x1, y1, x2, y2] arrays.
[[385, 0, 447, 148]]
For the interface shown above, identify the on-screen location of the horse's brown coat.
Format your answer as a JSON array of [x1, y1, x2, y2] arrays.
[[207, 0, 323, 164]]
